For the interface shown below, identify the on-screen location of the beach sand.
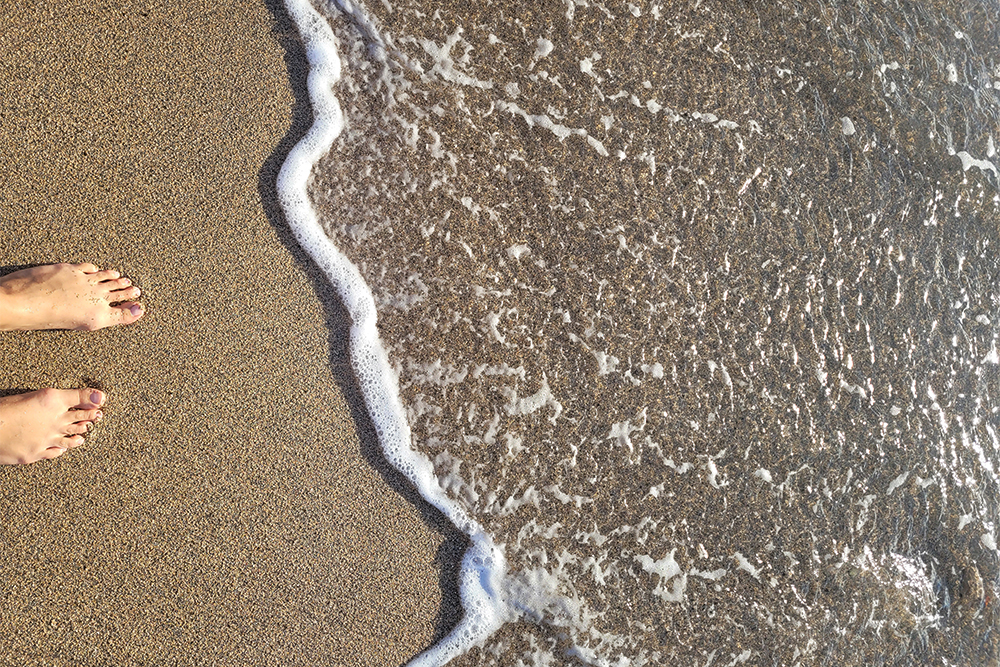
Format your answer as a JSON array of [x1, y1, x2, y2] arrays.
[[0, 2, 463, 665]]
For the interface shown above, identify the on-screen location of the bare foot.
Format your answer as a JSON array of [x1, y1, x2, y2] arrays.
[[0, 388, 104, 464], [0, 263, 144, 331]]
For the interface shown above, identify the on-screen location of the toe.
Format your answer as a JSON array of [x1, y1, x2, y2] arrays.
[[39, 387, 99, 411], [101, 276, 130, 290], [66, 408, 102, 424], [73, 389, 105, 409], [93, 269, 122, 282], [107, 285, 141, 302], [64, 422, 89, 436], [62, 435, 85, 449], [41, 446, 68, 460], [76, 262, 101, 273], [111, 302, 144, 325]]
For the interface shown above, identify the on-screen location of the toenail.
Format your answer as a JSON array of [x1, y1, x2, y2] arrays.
[[130, 304, 143, 316], [95, 411, 103, 421], [91, 391, 104, 405]]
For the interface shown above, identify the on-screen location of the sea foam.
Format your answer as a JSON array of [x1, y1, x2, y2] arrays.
[[278, 0, 509, 663]]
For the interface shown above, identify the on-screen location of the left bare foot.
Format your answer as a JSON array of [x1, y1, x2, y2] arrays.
[[0, 388, 105, 464], [0, 263, 144, 331]]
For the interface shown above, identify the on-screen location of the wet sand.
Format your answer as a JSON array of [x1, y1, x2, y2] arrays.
[[0, 2, 463, 665]]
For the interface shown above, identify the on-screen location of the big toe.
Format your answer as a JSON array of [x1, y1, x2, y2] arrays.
[[113, 302, 144, 325], [73, 388, 105, 410]]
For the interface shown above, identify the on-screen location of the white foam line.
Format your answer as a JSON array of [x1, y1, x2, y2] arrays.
[[496, 100, 609, 156], [278, 1, 509, 664], [738, 166, 762, 195]]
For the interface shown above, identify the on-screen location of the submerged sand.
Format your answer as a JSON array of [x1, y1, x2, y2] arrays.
[[0, 2, 462, 665]]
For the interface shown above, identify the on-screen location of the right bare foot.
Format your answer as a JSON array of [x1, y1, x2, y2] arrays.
[[0, 263, 144, 331], [0, 388, 105, 464]]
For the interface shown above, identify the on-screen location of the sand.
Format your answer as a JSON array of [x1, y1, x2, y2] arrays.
[[0, 2, 463, 665]]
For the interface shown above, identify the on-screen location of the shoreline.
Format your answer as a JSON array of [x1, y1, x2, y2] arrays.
[[0, 1, 462, 664]]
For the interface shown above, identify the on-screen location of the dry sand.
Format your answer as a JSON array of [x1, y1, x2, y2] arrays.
[[0, 2, 463, 665]]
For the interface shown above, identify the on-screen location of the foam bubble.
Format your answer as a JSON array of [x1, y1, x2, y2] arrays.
[[534, 38, 554, 59]]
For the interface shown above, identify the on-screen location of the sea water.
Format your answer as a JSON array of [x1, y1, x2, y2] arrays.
[[280, 0, 1000, 664]]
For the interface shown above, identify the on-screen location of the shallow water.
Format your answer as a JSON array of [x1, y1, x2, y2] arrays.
[[303, 0, 1000, 663]]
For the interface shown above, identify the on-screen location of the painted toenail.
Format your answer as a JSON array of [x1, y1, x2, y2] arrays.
[[91, 391, 104, 405], [130, 304, 143, 316]]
